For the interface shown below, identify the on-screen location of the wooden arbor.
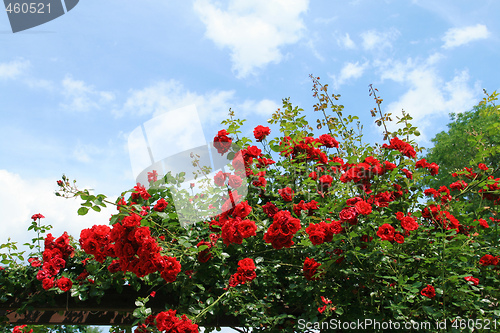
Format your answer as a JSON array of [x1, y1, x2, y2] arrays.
[[0, 286, 241, 327]]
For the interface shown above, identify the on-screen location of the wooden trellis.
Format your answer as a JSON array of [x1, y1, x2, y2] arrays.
[[0, 287, 241, 326]]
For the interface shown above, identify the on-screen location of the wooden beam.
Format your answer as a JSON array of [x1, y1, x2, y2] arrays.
[[0, 286, 242, 326]]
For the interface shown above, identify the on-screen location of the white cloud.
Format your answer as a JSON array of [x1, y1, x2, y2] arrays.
[[0, 59, 30, 80], [60, 76, 115, 112], [193, 0, 309, 78], [360, 28, 400, 51], [337, 33, 356, 49], [73, 142, 105, 163], [442, 24, 490, 49], [375, 54, 480, 141], [0, 170, 116, 256], [330, 61, 369, 89], [115, 79, 279, 123]]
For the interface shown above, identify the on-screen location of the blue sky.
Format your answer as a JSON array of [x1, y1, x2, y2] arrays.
[[1, 0, 499, 330]]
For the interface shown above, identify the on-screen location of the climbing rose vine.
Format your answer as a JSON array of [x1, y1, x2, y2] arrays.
[[1, 79, 500, 333]]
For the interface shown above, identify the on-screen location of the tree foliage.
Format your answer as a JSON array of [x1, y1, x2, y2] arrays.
[[425, 91, 500, 211]]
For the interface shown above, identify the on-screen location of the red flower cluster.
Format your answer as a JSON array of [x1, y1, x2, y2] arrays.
[[153, 198, 168, 212], [421, 205, 461, 231], [464, 276, 479, 285], [449, 180, 467, 191], [253, 125, 271, 142], [12, 325, 33, 333], [213, 129, 232, 155], [396, 212, 419, 231], [293, 200, 319, 217], [305, 221, 340, 245], [264, 210, 301, 249], [136, 309, 198, 333], [318, 296, 333, 314], [420, 284, 436, 298], [79, 215, 181, 283], [36, 232, 74, 291], [382, 137, 416, 158], [479, 175, 500, 204], [303, 257, 322, 281], [279, 136, 330, 164], [31, 213, 45, 221], [80, 225, 113, 263], [424, 186, 452, 203], [415, 158, 439, 175], [354, 200, 372, 216], [479, 254, 499, 266], [476, 218, 489, 228], [262, 202, 279, 217], [376, 223, 395, 241], [340, 156, 396, 194], [196, 240, 212, 263], [148, 170, 158, 182], [228, 258, 257, 288], [215, 201, 257, 246], [319, 134, 339, 148], [278, 187, 294, 202], [132, 183, 152, 201]]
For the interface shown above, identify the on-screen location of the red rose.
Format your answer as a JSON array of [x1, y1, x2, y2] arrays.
[[233, 201, 252, 218], [415, 158, 428, 169], [237, 219, 257, 239], [427, 163, 439, 175], [306, 223, 327, 245], [464, 276, 479, 285], [246, 145, 262, 158], [153, 198, 168, 212], [197, 241, 212, 263], [478, 163, 489, 171], [264, 210, 301, 250], [42, 277, 54, 290], [161, 256, 181, 283], [319, 134, 339, 148], [479, 254, 499, 266], [319, 175, 333, 188], [303, 257, 322, 281], [420, 284, 436, 298], [394, 233, 404, 244], [253, 125, 271, 142], [228, 174, 243, 188], [262, 202, 278, 217], [279, 187, 294, 202], [339, 206, 358, 225], [477, 218, 489, 228], [228, 272, 247, 287], [400, 215, 419, 231], [108, 260, 121, 273], [122, 213, 142, 228], [31, 213, 45, 221], [377, 223, 395, 241], [57, 277, 73, 292], [214, 129, 232, 155], [214, 170, 227, 186], [354, 200, 372, 215], [237, 258, 256, 275], [329, 220, 343, 235]]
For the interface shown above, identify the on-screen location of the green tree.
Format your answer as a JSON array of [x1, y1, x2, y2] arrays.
[[425, 93, 500, 211]]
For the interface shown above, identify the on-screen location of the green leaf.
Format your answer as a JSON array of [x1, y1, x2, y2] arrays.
[[77, 207, 89, 215]]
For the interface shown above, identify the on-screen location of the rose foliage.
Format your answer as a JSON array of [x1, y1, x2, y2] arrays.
[[2, 78, 500, 333]]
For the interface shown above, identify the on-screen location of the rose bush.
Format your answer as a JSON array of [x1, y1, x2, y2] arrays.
[[1, 78, 500, 333]]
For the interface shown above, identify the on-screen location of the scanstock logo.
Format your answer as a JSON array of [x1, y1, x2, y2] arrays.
[[3, 0, 78, 33]]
